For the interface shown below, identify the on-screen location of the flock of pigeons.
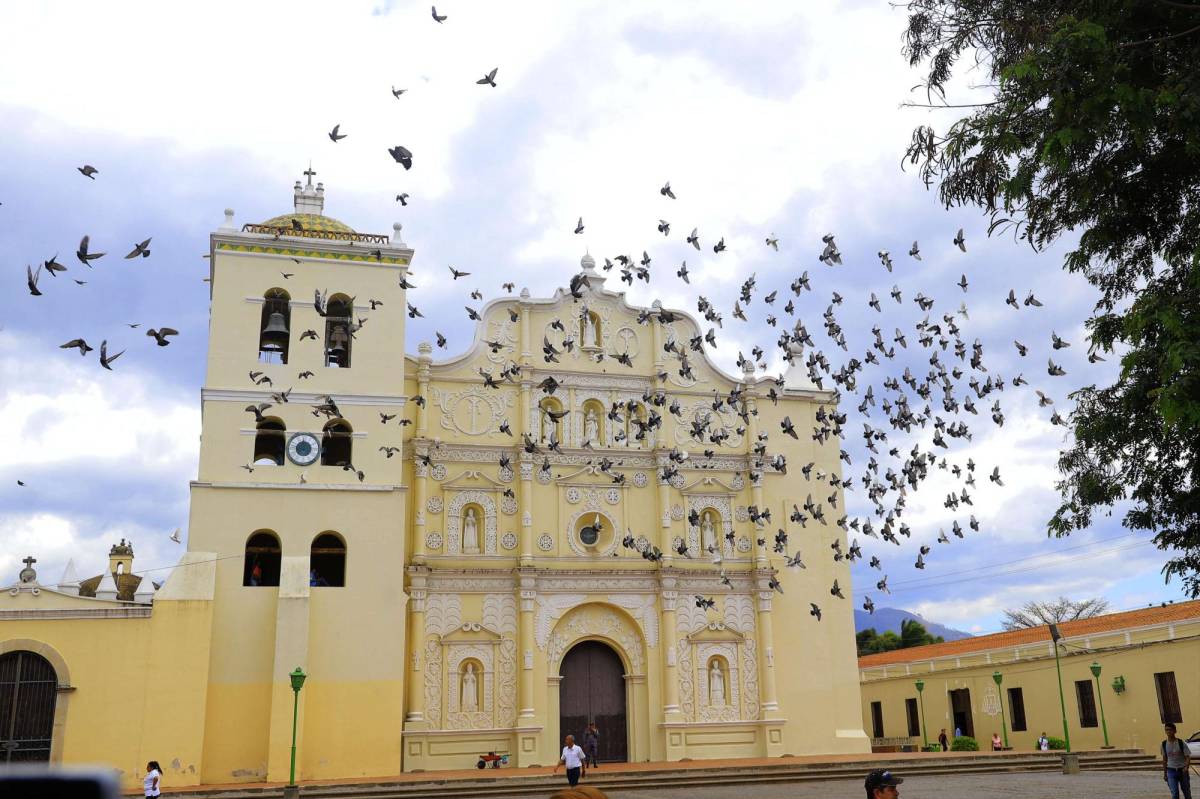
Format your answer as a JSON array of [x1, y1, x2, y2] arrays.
[[20, 5, 1092, 623]]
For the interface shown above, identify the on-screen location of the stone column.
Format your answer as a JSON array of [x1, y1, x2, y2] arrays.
[[518, 379, 534, 565], [656, 453, 674, 561], [755, 577, 780, 715], [405, 569, 428, 723], [413, 345, 433, 563], [518, 569, 537, 721], [660, 576, 681, 715]]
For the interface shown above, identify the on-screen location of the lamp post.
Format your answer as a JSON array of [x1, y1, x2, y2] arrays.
[[288, 667, 307, 791], [992, 670, 1008, 749], [915, 679, 929, 749], [1090, 661, 1110, 748], [1048, 624, 1071, 753]]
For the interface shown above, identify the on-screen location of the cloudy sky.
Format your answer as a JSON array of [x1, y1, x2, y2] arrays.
[[0, 0, 1187, 635]]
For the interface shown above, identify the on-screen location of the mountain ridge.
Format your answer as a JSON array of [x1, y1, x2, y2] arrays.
[[854, 606, 973, 642]]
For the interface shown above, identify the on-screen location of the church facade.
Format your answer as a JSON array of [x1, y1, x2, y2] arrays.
[[0, 175, 867, 788]]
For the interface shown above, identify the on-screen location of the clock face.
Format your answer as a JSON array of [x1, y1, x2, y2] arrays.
[[287, 432, 321, 466]]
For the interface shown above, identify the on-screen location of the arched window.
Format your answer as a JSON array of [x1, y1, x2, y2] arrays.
[[258, 288, 291, 364], [538, 398, 564, 444], [324, 294, 353, 368], [0, 651, 57, 762], [321, 419, 353, 466], [253, 418, 286, 465], [243, 530, 281, 587], [310, 532, 345, 587]]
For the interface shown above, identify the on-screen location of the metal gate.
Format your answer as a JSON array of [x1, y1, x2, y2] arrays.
[[0, 651, 58, 762]]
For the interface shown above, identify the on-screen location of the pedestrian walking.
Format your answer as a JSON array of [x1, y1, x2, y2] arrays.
[[553, 734, 586, 787], [1162, 723, 1193, 799], [938, 728, 949, 752], [143, 761, 162, 799], [864, 768, 903, 798], [583, 721, 600, 768]]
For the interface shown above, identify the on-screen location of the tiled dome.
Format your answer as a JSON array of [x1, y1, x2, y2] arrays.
[[259, 213, 356, 234]]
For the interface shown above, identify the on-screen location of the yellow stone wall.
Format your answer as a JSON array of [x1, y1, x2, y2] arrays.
[[858, 616, 1200, 752], [0, 206, 870, 790]]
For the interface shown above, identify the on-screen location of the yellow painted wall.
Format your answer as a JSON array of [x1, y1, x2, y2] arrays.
[[859, 619, 1200, 752]]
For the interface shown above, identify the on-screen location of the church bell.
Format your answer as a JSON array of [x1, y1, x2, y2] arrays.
[[260, 312, 290, 351], [327, 324, 350, 355]]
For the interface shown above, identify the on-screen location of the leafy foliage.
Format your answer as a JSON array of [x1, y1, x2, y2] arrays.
[[900, 1, 1200, 595], [1001, 596, 1110, 630], [857, 619, 945, 655], [951, 735, 980, 751], [1047, 736, 1067, 751]]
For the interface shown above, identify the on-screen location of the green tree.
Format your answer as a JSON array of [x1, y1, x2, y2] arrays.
[[857, 622, 942, 655], [900, 1, 1200, 595]]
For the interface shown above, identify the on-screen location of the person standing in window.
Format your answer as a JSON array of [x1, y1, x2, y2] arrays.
[[250, 561, 262, 587], [1162, 723, 1193, 799], [143, 761, 162, 799]]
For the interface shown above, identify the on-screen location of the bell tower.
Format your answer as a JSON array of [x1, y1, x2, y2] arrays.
[[184, 169, 415, 782]]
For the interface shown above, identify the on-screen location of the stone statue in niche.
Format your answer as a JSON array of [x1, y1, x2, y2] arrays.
[[461, 662, 479, 712], [709, 659, 726, 708], [701, 511, 717, 554], [541, 408, 556, 443], [582, 313, 599, 347], [463, 507, 480, 553], [584, 408, 599, 445]]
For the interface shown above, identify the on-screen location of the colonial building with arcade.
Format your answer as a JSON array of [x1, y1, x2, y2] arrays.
[[0, 173, 867, 788]]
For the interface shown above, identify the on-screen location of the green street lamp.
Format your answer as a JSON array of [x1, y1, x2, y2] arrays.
[[992, 670, 1008, 749], [288, 667, 307, 789], [1090, 661, 1110, 748], [1048, 624, 1072, 753], [915, 678, 929, 749]]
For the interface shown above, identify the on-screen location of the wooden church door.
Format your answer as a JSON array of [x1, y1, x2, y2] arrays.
[[558, 641, 628, 763], [0, 651, 58, 762]]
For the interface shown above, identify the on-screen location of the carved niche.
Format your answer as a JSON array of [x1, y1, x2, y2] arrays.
[[673, 595, 759, 722], [446, 490, 498, 555], [684, 495, 735, 558], [421, 593, 518, 731]]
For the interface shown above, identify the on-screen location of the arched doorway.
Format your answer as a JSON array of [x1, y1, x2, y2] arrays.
[[559, 641, 627, 763], [0, 651, 58, 762]]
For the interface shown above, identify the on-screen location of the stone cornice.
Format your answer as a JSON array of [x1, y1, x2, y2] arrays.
[[201, 388, 408, 406]]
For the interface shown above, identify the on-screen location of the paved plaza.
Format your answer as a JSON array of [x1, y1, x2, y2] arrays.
[[608, 770, 1168, 799]]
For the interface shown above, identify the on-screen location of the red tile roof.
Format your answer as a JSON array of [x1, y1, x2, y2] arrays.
[[858, 600, 1200, 668]]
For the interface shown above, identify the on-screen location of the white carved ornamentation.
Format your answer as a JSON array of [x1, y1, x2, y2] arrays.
[[446, 490, 498, 555], [534, 594, 587, 649], [674, 400, 743, 448], [723, 594, 756, 634], [670, 504, 685, 521], [546, 604, 644, 673], [734, 505, 749, 522], [610, 326, 639, 359], [566, 507, 618, 558], [605, 488, 621, 506], [484, 316, 519, 365], [674, 602, 708, 720], [501, 532, 518, 550], [536, 468, 553, 485], [731, 472, 745, 490], [498, 466, 514, 483], [633, 471, 649, 488], [424, 639, 442, 726], [606, 594, 659, 648], [427, 496, 444, 514], [425, 593, 463, 635], [484, 594, 518, 726], [736, 536, 751, 553], [501, 494, 518, 515], [432, 463, 448, 481], [425, 531, 444, 550], [431, 385, 514, 437], [537, 533, 554, 552], [565, 486, 582, 504]]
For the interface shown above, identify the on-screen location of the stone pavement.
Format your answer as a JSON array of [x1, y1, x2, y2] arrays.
[[608, 770, 1167, 799]]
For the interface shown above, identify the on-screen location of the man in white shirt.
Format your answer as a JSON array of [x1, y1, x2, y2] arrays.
[[553, 733, 586, 787]]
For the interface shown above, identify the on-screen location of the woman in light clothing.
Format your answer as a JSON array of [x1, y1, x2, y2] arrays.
[[144, 761, 162, 799]]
